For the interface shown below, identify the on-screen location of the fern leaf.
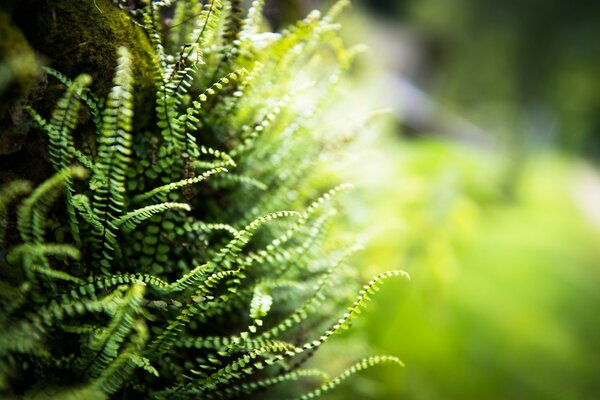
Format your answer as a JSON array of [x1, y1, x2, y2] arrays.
[[0, 287, 128, 356], [71, 194, 105, 233], [6, 242, 80, 264], [133, 166, 228, 203], [183, 68, 248, 133], [84, 282, 146, 378], [91, 46, 134, 268], [185, 221, 239, 237], [47, 74, 92, 170], [235, 185, 351, 275], [230, 89, 295, 157], [169, 0, 204, 50], [169, 341, 299, 395], [16, 166, 87, 243], [166, 262, 211, 293], [0, 180, 31, 245], [146, 269, 238, 356], [211, 172, 267, 191], [219, 368, 329, 399], [211, 210, 301, 271], [296, 356, 404, 400], [25, 107, 95, 170], [143, 8, 167, 72], [43, 66, 102, 131], [293, 270, 410, 353], [112, 202, 191, 233], [93, 46, 134, 222], [88, 320, 149, 396], [189, 0, 224, 52]]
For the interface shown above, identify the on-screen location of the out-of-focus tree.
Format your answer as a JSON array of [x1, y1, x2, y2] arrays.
[[362, 0, 600, 155]]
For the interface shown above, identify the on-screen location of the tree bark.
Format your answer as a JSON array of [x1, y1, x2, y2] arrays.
[[1, 0, 155, 182]]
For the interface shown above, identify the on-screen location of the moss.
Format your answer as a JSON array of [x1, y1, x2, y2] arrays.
[[13, 0, 156, 132]]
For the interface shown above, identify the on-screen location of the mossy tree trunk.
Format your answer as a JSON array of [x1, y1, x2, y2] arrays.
[[0, 0, 155, 182]]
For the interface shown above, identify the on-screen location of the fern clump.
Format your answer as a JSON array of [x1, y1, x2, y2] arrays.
[[0, 1, 407, 398]]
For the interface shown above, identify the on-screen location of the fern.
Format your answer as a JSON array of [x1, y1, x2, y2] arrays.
[[0, 1, 406, 398]]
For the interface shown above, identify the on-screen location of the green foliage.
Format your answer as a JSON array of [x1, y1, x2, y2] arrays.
[[1, 1, 406, 398]]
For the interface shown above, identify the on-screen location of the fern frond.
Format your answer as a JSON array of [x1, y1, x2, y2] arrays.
[[166, 63, 201, 108], [249, 285, 272, 321], [293, 270, 410, 353], [0, 287, 128, 356], [0, 180, 31, 245], [93, 46, 134, 223], [71, 194, 105, 233], [213, 61, 262, 125], [133, 166, 228, 203], [169, 341, 299, 395], [156, 81, 185, 148], [185, 220, 239, 237], [230, 92, 293, 157], [143, 8, 167, 72], [112, 202, 191, 233], [16, 166, 87, 243], [43, 66, 102, 130], [211, 172, 267, 191], [296, 356, 404, 400], [245, 213, 331, 277], [250, 244, 362, 344], [79, 273, 170, 297], [199, 145, 236, 167], [131, 354, 159, 377], [183, 68, 248, 132], [44, 73, 93, 244], [6, 242, 80, 263], [90, 46, 134, 268], [88, 320, 149, 396], [188, 0, 224, 53], [28, 263, 84, 284], [236, 185, 351, 273], [218, 368, 329, 399], [183, 271, 407, 395], [47, 74, 92, 170], [24, 107, 95, 171], [166, 262, 211, 293], [146, 269, 238, 356], [209, 227, 352, 359], [169, 0, 204, 50], [211, 210, 301, 271], [84, 282, 146, 378]]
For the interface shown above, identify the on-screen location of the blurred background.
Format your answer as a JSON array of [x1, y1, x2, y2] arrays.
[[267, 0, 600, 399]]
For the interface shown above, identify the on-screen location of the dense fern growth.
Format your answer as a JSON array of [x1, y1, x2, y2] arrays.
[[0, 1, 407, 398]]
